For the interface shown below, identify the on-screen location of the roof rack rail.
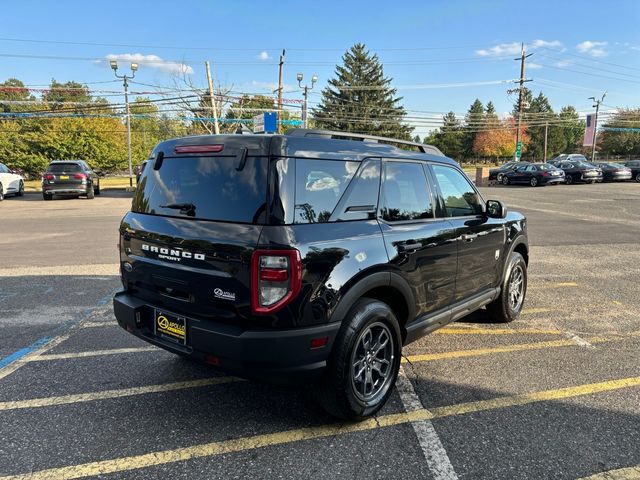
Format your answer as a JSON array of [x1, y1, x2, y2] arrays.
[[285, 128, 444, 156]]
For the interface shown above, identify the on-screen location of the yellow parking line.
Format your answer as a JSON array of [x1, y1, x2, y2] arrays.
[[402, 337, 608, 364], [81, 321, 114, 328], [3, 376, 639, 480], [22, 347, 158, 362], [0, 377, 237, 412], [578, 465, 640, 479], [436, 328, 563, 335]]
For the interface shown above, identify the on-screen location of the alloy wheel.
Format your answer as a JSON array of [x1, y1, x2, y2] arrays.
[[508, 265, 525, 312], [350, 321, 395, 404]]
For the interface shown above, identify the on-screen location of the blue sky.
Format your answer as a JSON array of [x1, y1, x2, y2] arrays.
[[2, 0, 639, 137]]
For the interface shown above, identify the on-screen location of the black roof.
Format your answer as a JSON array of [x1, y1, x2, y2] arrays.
[[151, 129, 457, 166]]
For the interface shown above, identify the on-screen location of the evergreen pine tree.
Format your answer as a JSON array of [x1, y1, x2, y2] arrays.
[[433, 111, 463, 159], [313, 43, 413, 140], [462, 99, 484, 158]]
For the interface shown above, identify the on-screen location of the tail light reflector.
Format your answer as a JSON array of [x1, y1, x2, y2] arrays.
[[251, 249, 302, 314]]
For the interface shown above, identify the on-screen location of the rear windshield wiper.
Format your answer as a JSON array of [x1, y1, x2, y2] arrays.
[[159, 203, 196, 216]]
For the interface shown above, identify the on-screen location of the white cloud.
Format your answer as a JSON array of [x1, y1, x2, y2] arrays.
[[554, 59, 573, 68], [99, 53, 193, 74], [476, 42, 522, 57], [576, 41, 608, 57], [531, 39, 565, 51], [475, 39, 564, 57], [257, 51, 271, 61], [527, 62, 543, 69]]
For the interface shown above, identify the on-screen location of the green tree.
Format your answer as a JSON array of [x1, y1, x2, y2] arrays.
[[462, 99, 484, 158], [523, 92, 565, 160], [313, 43, 412, 140], [43, 79, 92, 111], [0, 78, 35, 112], [558, 106, 585, 153], [600, 108, 640, 156], [223, 94, 275, 133], [431, 111, 463, 159]]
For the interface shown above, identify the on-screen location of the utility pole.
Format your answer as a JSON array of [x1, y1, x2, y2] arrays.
[[543, 121, 549, 162], [588, 92, 607, 162], [205, 61, 220, 134], [273, 50, 285, 132], [110, 60, 138, 187], [508, 43, 533, 161], [297, 73, 317, 129]]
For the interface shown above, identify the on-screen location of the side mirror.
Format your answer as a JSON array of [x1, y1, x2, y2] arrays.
[[486, 200, 507, 219]]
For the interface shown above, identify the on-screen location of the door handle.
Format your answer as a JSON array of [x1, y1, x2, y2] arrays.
[[398, 240, 421, 253], [460, 234, 477, 242]]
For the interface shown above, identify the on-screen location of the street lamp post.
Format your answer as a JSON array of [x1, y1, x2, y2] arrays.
[[588, 92, 607, 163], [297, 73, 317, 129], [110, 60, 138, 187]]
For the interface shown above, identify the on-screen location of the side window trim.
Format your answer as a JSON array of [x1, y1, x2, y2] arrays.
[[428, 163, 486, 219], [330, 157, 381, 222]]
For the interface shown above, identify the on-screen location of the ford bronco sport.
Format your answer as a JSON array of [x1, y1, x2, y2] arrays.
[[113, 129, 529, 420]]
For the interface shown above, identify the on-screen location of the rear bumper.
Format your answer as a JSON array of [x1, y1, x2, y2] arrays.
[[43, 185, 88, 195], [541, 176, 564, 184], [113, 290, 340, 383]]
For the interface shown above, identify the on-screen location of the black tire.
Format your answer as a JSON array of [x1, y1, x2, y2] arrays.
[[16, 181, 24, 197], [502, 176, 510, 185], [94, 180, 100, 195], [529, 177, 538, 187], [317, 298, 401, 421], [0, 183, 4, 201], [43, 192, 52, 201], [565, 174, 573, 185], [486, 252, 527, 323], [87, 184, 95, 199], [496, 173, 504, 183], [636, 173, 640, 183]]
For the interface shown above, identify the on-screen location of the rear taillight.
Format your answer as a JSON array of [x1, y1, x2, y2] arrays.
[[251, 249, 302, 314], [542, 171, 549, 177], [74, 173, 87, 180], [44, 173, 54, 181]]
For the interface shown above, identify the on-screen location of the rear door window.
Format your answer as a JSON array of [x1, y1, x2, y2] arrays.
[[380, 161, 434, 222], [132, 155, 268, 224]]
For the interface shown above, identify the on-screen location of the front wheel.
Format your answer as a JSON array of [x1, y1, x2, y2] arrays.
[[317, 298, 401, 420], [0, 183, 4, 201], [565, 174, 573, 185], [17, 181, 24, 196], [496, 173, 504, 183], [636, 173, 640, 183], [502, 176, 510, 185], [486, 252, 527, 323]]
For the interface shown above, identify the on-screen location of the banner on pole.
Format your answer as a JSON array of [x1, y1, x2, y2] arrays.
[[583, 114, 595, 147]]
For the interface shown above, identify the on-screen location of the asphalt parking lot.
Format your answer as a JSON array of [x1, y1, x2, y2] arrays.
[[1, 184, 639, 479]]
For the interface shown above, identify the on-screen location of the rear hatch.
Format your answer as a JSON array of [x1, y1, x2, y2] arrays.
[[45, 163, 85, 186], [121, 143, 270, 325]]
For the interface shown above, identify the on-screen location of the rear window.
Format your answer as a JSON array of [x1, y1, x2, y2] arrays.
[[48, 163, 81, 173], [132, 156, 268, 223]]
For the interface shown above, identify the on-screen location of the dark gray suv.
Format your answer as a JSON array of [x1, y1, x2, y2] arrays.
[[42, 160, 100, 200]]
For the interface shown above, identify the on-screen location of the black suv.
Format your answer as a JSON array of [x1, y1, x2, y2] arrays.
[[42, 160, 100, 200], [113, 130, 529, 420]]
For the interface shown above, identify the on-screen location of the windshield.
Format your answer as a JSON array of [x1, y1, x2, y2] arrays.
[[132, 155, 268, 224]]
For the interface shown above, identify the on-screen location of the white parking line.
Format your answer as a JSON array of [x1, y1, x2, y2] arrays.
[[395, 366, 458, 480]]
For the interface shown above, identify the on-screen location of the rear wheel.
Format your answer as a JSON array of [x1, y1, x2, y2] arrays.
[[486, 252, 527, 323], [502, 176, 510, 185], [87, 184, 95, 199], [636, 173, 640, 183], [529, 177, 538, 187], [43, 192, 52, 201], [317, 298, 401, 420], [0, 183, 4, 201], [565, 174, 573, 185], [94, 180, 100, 195], [17, 181, 24, 196]]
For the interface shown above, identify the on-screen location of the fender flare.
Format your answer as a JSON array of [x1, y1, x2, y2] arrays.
[[503, 235, 528, 282], [329, 271, 416, 325]]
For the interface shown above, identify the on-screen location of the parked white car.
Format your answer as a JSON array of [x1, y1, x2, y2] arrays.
[[0, 163, 25, 201]]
